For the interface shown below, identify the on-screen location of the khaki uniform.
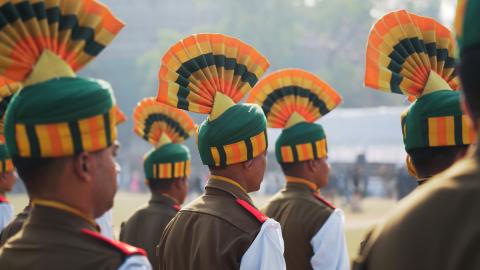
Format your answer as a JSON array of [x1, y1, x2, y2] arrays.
[[262, 182, 334, 270], [353, 149, 480, 270], [0, 204, 146, 270], [120, 193, 179, 267], [157, 177, 265, 270], [0, 205, 30, 246]]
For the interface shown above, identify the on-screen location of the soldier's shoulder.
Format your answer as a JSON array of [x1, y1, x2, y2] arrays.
[[268, 188, 335, 211], [282, 191, 335, 213], [81, 229, 147, 257], [311, 193, 336, 210], [181, 195, 264, 235], [236, 199, 268, 223], [358, 157, 480, 266], [396, 156, 480, 221]]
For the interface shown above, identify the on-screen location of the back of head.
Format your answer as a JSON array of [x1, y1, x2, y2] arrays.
[[408, 145, 469, 179]]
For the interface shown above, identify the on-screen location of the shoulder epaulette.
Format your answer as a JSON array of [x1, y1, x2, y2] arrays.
[[313, 193, 336, 209], [236, 199, 268, 223], [81, 229, 147, 257], [0, 196, 8, 203], [172, 204, 181, 211]]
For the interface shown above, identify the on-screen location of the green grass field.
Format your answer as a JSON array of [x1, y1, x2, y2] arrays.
[[7, 192, 396, 259]]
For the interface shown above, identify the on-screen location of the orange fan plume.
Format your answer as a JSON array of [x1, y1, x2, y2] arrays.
[[157, 33, 269, 115], [133, 97, 196, 148], [248, 68, 342, 128], [365, 10, 459, 97]]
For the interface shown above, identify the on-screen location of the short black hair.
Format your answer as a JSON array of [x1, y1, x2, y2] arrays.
[[460, 48, 480, 119], [280, 161, 306, 175], [145, 178, 177, 192], [12, 156, 68, 195], [408, 145, 468, 178]]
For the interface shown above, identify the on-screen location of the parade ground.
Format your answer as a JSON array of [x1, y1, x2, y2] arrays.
[[8, 192, 396, 259]]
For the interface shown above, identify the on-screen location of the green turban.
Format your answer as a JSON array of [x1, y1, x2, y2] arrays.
[[401, 90, 473, 152], [197, 103, 268, 167], [5, 77, 117, 158], [144, 143, 191, 180], [275, 122, 327, 163]]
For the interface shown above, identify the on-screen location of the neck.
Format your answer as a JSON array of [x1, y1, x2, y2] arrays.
[[32, 198, 97, 228], [34, 194, 95, 221], [285, 175, 318, 191], [209, 167, 250, 192], [210, 174, 249, 194], [156, 191, 180, 204]]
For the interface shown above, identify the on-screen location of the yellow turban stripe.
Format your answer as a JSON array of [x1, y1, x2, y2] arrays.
[[14, 106, 117, 157]]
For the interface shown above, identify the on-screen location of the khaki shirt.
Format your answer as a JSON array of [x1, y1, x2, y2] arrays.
[[262, 182, 334, 270], [0, 205, 30, 246], [157, 177, 264, 270], [353, 149, 480, 270], [120, 193, 179, 267], [0, 203, 145, 270]]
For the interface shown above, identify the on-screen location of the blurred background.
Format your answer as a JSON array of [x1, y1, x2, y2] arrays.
[[8, 0, 458, 259]]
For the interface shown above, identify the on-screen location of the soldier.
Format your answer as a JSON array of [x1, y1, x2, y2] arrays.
[[248, 68, 349, 270], [0, 0, 151, 269], [362, 10, 473, 184], [120, 97, 195, 266], [156, 33, 286, 270], [352, 6, 480, 270]]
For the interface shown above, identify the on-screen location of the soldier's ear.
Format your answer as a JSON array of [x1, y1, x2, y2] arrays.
[[175, 176, 188, 188], [306, 160, 316, 173], [243, 159, 254, 170], [72, 152, 93, 183]]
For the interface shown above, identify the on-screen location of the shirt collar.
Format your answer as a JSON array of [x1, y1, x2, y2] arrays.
[[150, 193, 178, 206], [29, 199, 99, 232], [206, 175, 253, 204], [285, 175, 318, 192]]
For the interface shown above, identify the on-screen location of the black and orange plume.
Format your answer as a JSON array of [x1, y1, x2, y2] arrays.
[[247, 68, 342, 128], [157, 33, 269, 120], [0, 0, 124, 85], [133, 97, 196, 148], [365, 10, 459, 98]]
